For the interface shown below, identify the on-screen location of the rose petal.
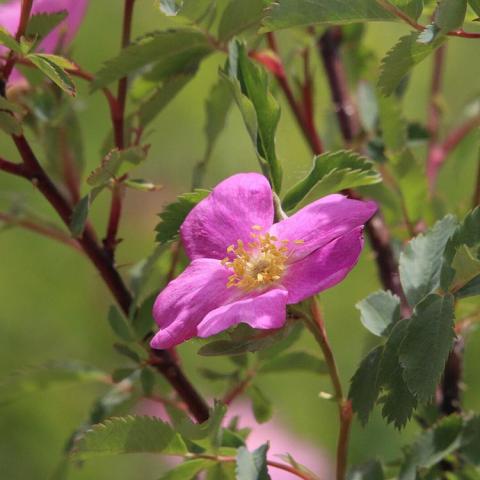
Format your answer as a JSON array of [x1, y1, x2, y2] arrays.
[[282, 227, 364, 303], [269, 194, 376, 262], [197, 288, 288, 338], [181, 173, 274, 261], [150, 259, 232, 349]]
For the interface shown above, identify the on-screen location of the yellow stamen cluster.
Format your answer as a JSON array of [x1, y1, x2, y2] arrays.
[[221, 225, 302, 292]]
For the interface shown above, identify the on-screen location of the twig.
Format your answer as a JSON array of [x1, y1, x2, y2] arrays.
[[222, 369, 256, 406], [0, 157, 31, 178], [307, 298, 351, 480]]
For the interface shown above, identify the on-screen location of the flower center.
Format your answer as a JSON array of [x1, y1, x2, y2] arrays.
[[221, 225, 302, 291]]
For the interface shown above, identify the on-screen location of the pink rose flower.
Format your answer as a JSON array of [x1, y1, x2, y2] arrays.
[[151, 173, 377, 349], [0, 0, 88, 84]]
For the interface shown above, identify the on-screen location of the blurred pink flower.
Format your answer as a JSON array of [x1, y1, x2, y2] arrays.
[[0, 0, 88, 84], [136, 399, 333, 479], [151, 173, 376, 349]]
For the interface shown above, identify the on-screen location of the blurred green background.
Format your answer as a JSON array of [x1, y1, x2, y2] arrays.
[[1, 1, 480, 479]]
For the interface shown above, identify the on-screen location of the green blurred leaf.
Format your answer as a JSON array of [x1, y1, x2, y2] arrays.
[[112, 368, 135, 383], [87, 146, 149, 187], [378, 94, 407, 153], [262, 0, 423, 31], [378, 319, 417, 429], [399, 294, 455, 402], [0, 111, 22, 136], [108, 306, 134, 342], [0, 361, 108, 405], [356, 290, 400, 337], [259, 351, 327, 374], [26, 11, 67, 40], [248, 385, 272, 423], [140, 368, 155, 396], [92, 29, 213, 90], [27, 53, 76, 96], [456, 274, 480, 299], [0, 26, 21, 52], [399, 415, 464, 480], [73, 415, 188, 458], [69, 186, 104, 237], [113, 343, 142, 364], [461, 415, 480, 465], [218, 0, 269, 41], [400, 215, 458, 306], [348, 459, 384, 480], [132, 293, 156, 339], [0, 96, 24, 114], [378, 33, 445, 96], [468, 0, 480, 16], [236, 444, 271, 480], [349, 345, 384, 425], [435, 0, 468, 31], [222, 42, 282, 192], [207, 462, 236, 480], [155, 189, 210, 244], [157, 459, 213, 480], [157, 0, 184, 15], [282, 150, 381, 212], [450, 245, 480, 294]]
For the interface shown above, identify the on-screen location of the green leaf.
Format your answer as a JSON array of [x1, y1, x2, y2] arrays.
[[399, 294, 455, 402], [108, 306, 134, 342], [456, 274, 480, 299], [435, 0, 468, 32], [157, 459, 213, 480], [399, 415, 464, 480], [236, 444, 271, 480], [461, 415, 480, 465], [92, 29, 213, 90], [27, 53, 76, 96], [0, 96, 24, 114], [0, 26, 21, 53], [349, 345, 384, 425], [378, 33, 446, 97], [0, 111, 22, 136], [450, 245, 480, 294], [73, 416, 188, 459], [223, 42, 282, 192], [158, 0, 184, 15], [113, 343, 142, 364], [248, 385, 273, 423], [218, 0, 269, 41], [87, 146, 149, 187], [399, 215, 458, 306], [378, 319, 417, 429], [132, 294, 156, 339], [262, 0, 423, 31], [26, 11, 68, 40], [155, 189, 210, 244], [140, 368, 155, 396], [0, 361, 107, 405], [282, 150, 381, 212], [193, 78, 233, 188], [69, 186, 104, 237], [468, 0, 480, 16], [378, 94, 407, 153], [348, 459, 384, 480], [356, 290, 400, 337], [259, 351, 327, 375]]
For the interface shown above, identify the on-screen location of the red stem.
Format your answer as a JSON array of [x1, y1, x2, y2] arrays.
[[0, 157, 31, 178]]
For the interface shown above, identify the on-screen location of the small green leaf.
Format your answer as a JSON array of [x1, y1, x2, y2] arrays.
[[450, 245, 480, 293], [140, 368, 155, 396], [259, 351, 327, 375], [399, 415, 464, 480], [27, 53, 76, 96], [461, 415, 480, 465], [157, 0, 184, 16], [236, 444, 271, 480], [357, 290, 400, 337], [282, 150, 381, 212], [348, 459, 384, 480], [223, 42, 282, 192], [132, 294, 156, 339], [349, 345, 384, 425], [26, 11, 68, 40], [399, 215, 458, 306], [124, 179, 162, 192], [69, 186, 104, 238], [378, 33, 445, 96], [0, 97, 24, 114], [112, 368, 135, 383], [218, 0, 268, 41], [0, 111, 22, 136], [378, 94, 407, 153], [435, 0, 468, 32], [0, 361, 108, 405], [155, 189, 210, 244], [248, 385, 272, 424], [87, 146, 149, 187], [73, 416, 188, 459], [456, 274, 480, 299], [158, 459, 213, 480], [108, 306, 134, 342], [468, 0, 480, 16], [399, 294, 455, 402], [0, 26, 22, 52], [113, 343, 142, 364]]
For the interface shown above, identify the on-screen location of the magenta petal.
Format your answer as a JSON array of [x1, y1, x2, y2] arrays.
[[181, 173, 274, 260], [197, 288, 288, 338], [283, 227, 365, 303], [150, 259, 232, 349], [269, 194, 376, 262]]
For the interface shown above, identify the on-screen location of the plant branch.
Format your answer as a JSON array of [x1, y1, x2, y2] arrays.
[[0, 157, 32, 178], [307, 298, 351, 480], [222, 369, 256, 405], [9, 133, 210, 423]]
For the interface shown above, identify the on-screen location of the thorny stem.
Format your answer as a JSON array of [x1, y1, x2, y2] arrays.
[[6, 133, 210, 423], [308, 298, 351, 480]]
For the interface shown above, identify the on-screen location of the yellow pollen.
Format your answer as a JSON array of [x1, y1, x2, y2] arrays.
[[221, 227, 302, 291]]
